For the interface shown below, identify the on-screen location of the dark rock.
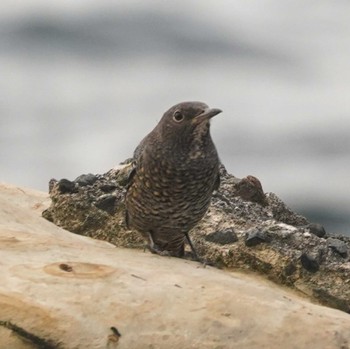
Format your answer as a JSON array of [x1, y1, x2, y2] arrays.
[[57, 179, 77, 194], [245, 229, 268, 247], [283, 262, 297, 277], [300, 253, 319, 273], [205, 228, 238, 245], [328, 238, 348, 257], [75, 174, 98, 187], [308, 223, 326, 238], [214, 170, 267, 207], [234, 175, 267, 206], [48, 178, 57, 193], [94, 194, 117, 214]]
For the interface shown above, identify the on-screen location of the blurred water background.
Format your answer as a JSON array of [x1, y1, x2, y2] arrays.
[[1, 1, 349, 235]]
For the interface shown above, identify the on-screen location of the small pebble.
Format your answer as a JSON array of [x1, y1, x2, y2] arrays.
[[205, 228, 238, 245], [283, 262, 296, 276], [94, 194, 117, 214], [308, 223, 326, 238], [245, 228, 267, 247], [48, 178, 57, 193], [57, 179, 76, 194], [75, 173, 98, 187], [300, 253, 319, 273], [328, 238, 348, 257], [110, 327, 121, 337]]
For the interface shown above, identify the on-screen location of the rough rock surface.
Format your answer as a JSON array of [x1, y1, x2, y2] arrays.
[[1, 182, 350, 349], [42, 164, 350, 313]]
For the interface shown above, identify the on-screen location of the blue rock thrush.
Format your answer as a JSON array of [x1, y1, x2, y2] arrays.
[[125, 101, 222, 258]]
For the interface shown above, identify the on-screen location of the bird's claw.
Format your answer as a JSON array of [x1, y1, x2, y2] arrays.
[[146, 243, 172, 256]]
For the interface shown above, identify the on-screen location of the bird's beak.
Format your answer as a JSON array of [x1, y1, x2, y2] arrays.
[[194, 108, 222, 122]]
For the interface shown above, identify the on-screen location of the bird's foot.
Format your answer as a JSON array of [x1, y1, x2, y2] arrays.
[[146, 243, 172, 257], [184, 232, 200, 261], [183, 250, 200, 262], [183, 251, 213, 266], [145, 231, 171, 256], [199, 259, 215, 268]]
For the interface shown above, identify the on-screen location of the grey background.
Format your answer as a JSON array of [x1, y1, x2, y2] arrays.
[[1, 1, 349, 234]]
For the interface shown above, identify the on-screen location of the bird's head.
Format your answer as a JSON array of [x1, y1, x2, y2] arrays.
[[157, 101, 222, 149]]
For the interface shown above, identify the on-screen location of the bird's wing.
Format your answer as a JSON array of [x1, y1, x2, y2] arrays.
[[125, 162, 137, 191], [126, 133, 149, 190], [125, 136, 149, 228], [213, 171, 220, 191]]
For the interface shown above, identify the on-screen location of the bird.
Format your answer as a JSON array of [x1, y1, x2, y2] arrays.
[[125, 101, 222, 258]]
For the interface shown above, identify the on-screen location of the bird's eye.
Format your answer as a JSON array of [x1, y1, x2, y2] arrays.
[[173, 111, 184, 122]]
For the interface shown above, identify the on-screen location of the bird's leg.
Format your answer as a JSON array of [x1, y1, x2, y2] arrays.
[[184, 232, 199, 261], [184, 233, 214, 266], [147, 231, 158, 250], [146, 231, 171, 256]]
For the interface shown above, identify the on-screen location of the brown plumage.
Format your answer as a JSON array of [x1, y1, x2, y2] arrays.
[[125, 101, 222, 258]]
